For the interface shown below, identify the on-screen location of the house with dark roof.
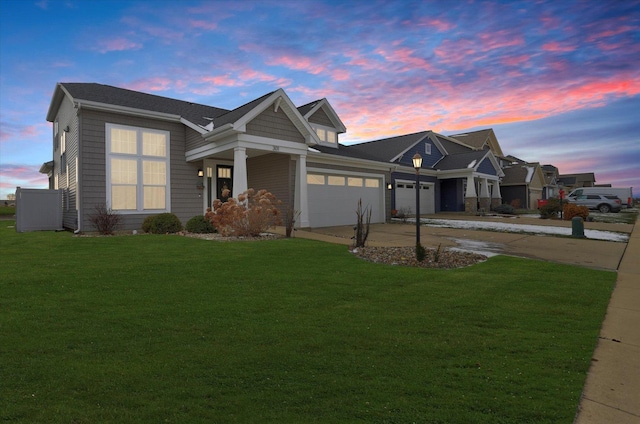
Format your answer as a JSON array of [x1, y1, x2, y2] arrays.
[[557, 172, 596, 192], [500, 162, 546, 209], [43, 83, 507, 232]]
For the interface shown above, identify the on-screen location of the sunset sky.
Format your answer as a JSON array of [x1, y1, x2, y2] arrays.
[[1, 0, 639, 200]]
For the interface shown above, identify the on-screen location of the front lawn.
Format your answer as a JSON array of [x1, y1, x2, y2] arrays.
[[0, 223, 615, 423]]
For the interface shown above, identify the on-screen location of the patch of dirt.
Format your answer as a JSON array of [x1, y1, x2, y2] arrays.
[[351, 246, 487, 269]]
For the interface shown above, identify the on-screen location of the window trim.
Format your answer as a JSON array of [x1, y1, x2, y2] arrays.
[[105, 123, 171, 213]]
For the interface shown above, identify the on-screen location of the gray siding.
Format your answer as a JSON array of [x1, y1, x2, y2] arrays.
[[79, 109, 202, 231], [54, 95, 79, 229], [308, 108, 333, 127], [185, 127, 206, 152], [247, 154, 292, 215], [246, 108, 305, 143]]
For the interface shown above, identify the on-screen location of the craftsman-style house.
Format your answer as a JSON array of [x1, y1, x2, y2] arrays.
[[44, 83, 509, 231]]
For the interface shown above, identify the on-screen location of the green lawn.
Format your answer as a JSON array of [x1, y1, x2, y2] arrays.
[[0, 206, 16, 216], [0, 222, 616, 423]]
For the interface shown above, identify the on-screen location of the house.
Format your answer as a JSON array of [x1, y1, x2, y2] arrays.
[[43, 83, 507, 232], [500, 162, 546, 209], [540, 164, 560, 199], [557, 172, 596, 192]]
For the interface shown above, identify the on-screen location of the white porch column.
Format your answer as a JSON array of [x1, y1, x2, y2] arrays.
[[479, 178, 490, 198], [295, 154, 310, 228], [465, 175, 477, 197], [232, 147, 248, 198], [492, 180, 502, 199]]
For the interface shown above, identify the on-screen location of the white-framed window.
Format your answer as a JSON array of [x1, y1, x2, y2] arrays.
[[425, 143, 431, 155], [307, 174, 325, 185], [106, 123, 170, 212], [365, 178, 379, 188], [348, 177, 363, 187], [54, 120, 59, 150], [314, 125, 338, 146], [328, 175, 345, 186]]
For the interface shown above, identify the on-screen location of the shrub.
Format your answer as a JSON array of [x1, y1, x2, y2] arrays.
[[88, 203, 121, 235], [210, 189, 282, 237], [539, 198, 562, 219], [145, 213, 183, 234], [142, 215, 156, 233], [491, 203, 515, 215], [563, 203, 589, 221], [186, 215, 215, 234], [510, 199, 522, 209]]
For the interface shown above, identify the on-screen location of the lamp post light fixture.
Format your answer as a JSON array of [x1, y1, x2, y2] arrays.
[[412, 153, 423, 245]]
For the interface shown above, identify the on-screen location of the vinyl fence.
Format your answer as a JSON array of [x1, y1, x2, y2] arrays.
[[15, 188, 63, 232]]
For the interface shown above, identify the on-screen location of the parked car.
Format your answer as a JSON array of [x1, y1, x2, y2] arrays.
[[567, 194, 622, 213]]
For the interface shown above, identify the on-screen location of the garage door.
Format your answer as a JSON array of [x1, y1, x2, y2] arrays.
[[395, 181, 435, 215], [307, 172, 385, 227]]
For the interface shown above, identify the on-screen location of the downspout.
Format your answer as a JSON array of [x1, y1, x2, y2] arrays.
[[75, 104, 83, 233]]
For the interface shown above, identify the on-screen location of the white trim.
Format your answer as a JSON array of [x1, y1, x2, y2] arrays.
[[105, 123, 171, 214], [302, 98, 347, 133], [77, 99, 182, 122]]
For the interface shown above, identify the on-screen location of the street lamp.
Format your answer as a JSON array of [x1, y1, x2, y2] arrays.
[[412, 153, 423, 245]]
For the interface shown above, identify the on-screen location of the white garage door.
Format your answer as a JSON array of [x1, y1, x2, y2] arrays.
[[395, 181, 435, 215], [307, 172, 385, 227]]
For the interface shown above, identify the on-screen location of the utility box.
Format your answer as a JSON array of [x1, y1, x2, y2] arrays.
[[571, 216, 585, 238]]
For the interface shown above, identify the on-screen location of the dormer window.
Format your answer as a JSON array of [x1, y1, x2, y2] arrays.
[[313, 125, 337, 147]]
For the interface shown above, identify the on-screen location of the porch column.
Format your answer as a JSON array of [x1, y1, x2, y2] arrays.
[[479, 178, 491, 212], [464, 175, 478, 214], [491, 180, 502, 209], [295, 154, 310, 228], [232, 147, 248, 199]]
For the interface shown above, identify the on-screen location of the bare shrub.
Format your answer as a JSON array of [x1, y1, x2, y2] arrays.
[[209, 189, 282, 237], [353, 198, 371, 248], [88, 203, 121, 235]]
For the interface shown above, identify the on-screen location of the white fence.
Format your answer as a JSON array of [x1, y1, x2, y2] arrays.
[[15, 188, 63, 232]]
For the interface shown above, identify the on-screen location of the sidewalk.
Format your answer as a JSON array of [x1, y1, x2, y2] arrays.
[[574, 216, 640, 423]]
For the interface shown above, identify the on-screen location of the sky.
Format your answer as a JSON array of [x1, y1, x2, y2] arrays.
[[1, 0, 639, 200]]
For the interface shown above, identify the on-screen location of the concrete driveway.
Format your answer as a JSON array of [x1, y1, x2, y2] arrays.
[[294, 215, 632, 271]]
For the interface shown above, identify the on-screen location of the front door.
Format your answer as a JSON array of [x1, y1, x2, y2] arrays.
[[216, 165, 233, 202]]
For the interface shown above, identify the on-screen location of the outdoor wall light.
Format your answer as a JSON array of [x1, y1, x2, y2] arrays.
[[387, 183, 393, 190], [197, 169, 204, 177]]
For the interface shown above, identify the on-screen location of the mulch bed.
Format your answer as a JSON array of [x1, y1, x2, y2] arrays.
[[351, 246, 487, 269]]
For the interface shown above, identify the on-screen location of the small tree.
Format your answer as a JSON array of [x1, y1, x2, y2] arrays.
[[353, 198, 371, 248], [284, 206, 301, 238], [88, 203, 121, 235], [416, 242, 426, 262]]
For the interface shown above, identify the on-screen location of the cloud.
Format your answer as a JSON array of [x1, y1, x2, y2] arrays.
[[541, 41, 576, 52], [0, 164, 49, 195], [189, 20, 218, 31], [123, 77, 173, 92], [95, 37, 142, 53]]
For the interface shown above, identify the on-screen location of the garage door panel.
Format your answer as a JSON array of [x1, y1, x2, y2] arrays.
[[395, 182, 434, 215], [308, 174, 384, 227]]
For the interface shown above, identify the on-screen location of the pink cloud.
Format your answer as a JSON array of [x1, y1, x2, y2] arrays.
[[541, 41, 576, 53], [189, 20, 218, 31], [375, 47, 433, 72], [501, 55, 530, 67], [123, 77, 172, 92], [411, 17, 456, 32], [96, 37, 142, 53], [0, 164, 49, 193]]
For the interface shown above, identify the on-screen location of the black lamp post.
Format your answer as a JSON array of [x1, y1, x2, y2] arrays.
[[412, 153, 423, 245]]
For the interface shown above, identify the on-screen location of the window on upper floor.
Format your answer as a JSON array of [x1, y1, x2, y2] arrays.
[[425, 143, 431, 155], [106, 123, 170, 212], [313, 125, 338, 146]]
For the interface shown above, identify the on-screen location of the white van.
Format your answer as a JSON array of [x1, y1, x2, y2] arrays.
[[566, 187, 633, 208]]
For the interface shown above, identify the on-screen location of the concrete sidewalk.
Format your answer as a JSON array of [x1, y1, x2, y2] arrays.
[[574, 216, 640, 423], [275, 214, 638, 422]]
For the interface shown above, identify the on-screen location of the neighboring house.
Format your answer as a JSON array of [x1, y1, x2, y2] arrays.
[[448, 128, 505, 157], [43, 83, 508, 232], [557, 173, 596, 191], [500, 162, 546, 209], [541, 164, 560, 199]]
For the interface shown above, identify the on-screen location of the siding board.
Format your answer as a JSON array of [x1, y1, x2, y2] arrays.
[[246, 108, 305, 143]]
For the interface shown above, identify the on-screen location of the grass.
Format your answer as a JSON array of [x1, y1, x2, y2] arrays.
[[0, 206, 16, 216], [0, 222, 616, 423]]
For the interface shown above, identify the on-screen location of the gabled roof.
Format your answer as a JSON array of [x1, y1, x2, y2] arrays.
[[49, 83, 229, 127], [213, 91, 275, 127], [432, 134, 474, 155], [344, 131, 432, 162], [558, 172, 596, 184], [434, 150, 490, 171], [298, 98, 347, 133], [501, 163, 545, 186], [449, 128, 504, 157]]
